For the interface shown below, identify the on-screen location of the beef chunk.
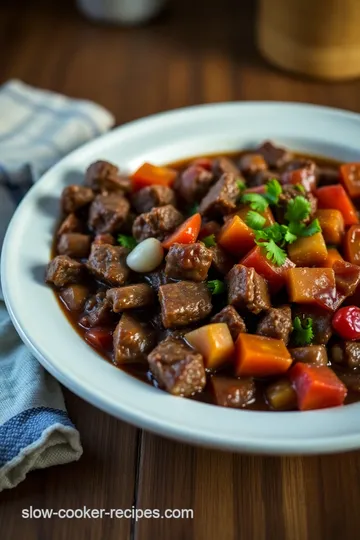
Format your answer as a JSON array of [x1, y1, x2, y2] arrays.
[[331, 342, 360, 370], [132, 205, 183, 242], [57, 213, 82, 236], [227, 264, 270, 315], [277, 185, 317, 224], [211, 306, 246, 340], [59, 284, 89, 312], [174, 165, 214, 204], [238, 153, 267, 178], [158, 281, 212, 328], [293, 306, 332, 345], [317, 167, 339, 187], [85, 160, 131, 193], [247, 169, 281, 188], [257, 306, 292, 345], [57, 233, 91, 258], [209, 245, 235, 276], [131, 185, 176, 214], [148, 338, 206, 396], [333, 261, 360, 297], [106, 284, 155, 312], [210, 377, 255, 408], [61, 185, 94, 214], [113, 313, 155, 364], [80, 292, 113, 328], [86, 244, 130, 286], [281, 159, 318, 192], [165, 243, 212, 282], [338, 372, 360, 393], [45, 255, 83, 287], [88, 193, 130, 234], [144, 269, 171, 292], [290, 346, 328, 367], [93, 233, 116, 245], [212, 157, 240, 177], [257, 141, 293, 169], [199, 173, 241, 218]]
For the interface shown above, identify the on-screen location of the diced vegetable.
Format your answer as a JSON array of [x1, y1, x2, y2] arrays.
[[322, 248, 343, 268], [131, 162, 177, 191], [235, 204, 275, 227], [344, 224, 360, 265], [126, 238, 164, 273], [287, 232, 328, 267], [286, 268, 337, 311], [265, 379, 297, 410], [85, 327, 113, 351], [289, 346, 328, 367], [234, 334, 292, 377], [218, 215, 255, 257], [241, 246, 295, 293], [332, 306, 360, 340], [316, 185, 359, 226], [315, 209, 344, 245], [289, 363, 347, 411], [185, 323, 235, 370], [162, 213, 201, 249], [340, 163, 360, 199]]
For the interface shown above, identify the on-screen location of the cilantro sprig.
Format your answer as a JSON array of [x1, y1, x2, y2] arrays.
[[245, 211, 266, 230], [285, 196, 311, 223], [292, 317, 314, 346], [117, 235, 137, 250], [202, 234, 217, 248], [241, 193, 269, 212], [207, 280, 226, 295]]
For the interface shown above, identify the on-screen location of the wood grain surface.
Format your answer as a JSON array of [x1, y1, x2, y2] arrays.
[[2, 0, 360, 539]]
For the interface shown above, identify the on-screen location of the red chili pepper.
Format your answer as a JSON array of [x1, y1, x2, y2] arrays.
[[332, 306, 360, 340]]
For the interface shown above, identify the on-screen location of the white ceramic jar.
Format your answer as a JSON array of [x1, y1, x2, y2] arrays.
[[77, 0, 167, 25]]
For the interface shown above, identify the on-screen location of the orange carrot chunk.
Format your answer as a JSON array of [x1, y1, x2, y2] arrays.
[[289, 363, 347, 411], [131, 162, 177, 191], [316, 185, 359, 226], [162, 213, 201, 249], [235, 334, 292, 377], [185, 323, 235, 370], [315, 209, 345, 245], [321, 248, 344, 268], [287, 232, 328, 267], [286, 268, 337, 311], [218, 215, 255, 257]]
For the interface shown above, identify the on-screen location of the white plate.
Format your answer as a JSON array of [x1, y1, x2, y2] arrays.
[[3, 102, 360, 455]]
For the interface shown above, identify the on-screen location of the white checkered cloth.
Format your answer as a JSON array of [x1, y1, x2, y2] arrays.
[[0, 80, 115, 491]]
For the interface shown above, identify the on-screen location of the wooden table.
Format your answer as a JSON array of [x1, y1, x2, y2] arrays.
[[2, 0, 360, 538]]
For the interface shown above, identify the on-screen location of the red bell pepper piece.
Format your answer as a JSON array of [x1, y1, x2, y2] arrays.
[[240, 246, 295, 293], [162, 213, 201, 249], [131, 162, 177, 191], [316, 185, 359, 226]]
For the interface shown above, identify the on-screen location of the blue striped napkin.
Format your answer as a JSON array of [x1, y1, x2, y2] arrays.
[[0, 80, 115, 491]]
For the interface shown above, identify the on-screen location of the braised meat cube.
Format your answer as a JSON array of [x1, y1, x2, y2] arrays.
[[331, 342, 360, 370], [131, 185, 175, 214], [257, 141, 293, 169], [257, 306, 292, 345], [85, 160, 131, 193], [57, 233, 91, 259], [158, 281, 212, 328], [88, 193, 130, 234], [86, 244, 130, 286], [174, 165, 214, 204], [281, 159, 318, 192], [165, 243, 212, 282], [226, 264, 270, 315], [211, 306, 247, 340], [93, 233, 116, 245], [144, 269, 171, 292], [212, 157, 240, 177], [293, 306, 332, 345], [290, 346, 328, 367], [45, 255, 84, 287], [61, 185, 94, 214], [210, 377, 255, 408], [247, 169, 281, 188], [199, 173, 241, 218], [238, 153, 267, 178], [57, 213, 82, 236], [113, 313, 155, 364], [277, 185, 317, 224], [132, 204, 183, 242], [317, 167, 339, 187], [333, 261, 360, 297], [148, 338, 206, 397], [80, 292, 113, 328], [208, 245, 235, 276], [106, 284, 155, 312], [59, 284, 89, 312]]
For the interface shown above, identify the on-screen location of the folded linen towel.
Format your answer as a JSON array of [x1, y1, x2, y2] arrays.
[[0, 80, 115, 491]]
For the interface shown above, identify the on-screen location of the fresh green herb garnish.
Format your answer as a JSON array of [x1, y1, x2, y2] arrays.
[[293, 316, 314, 346], [236, 178, 246, 192], [117, 235, 137, 250], [254, 223, 286, 245], [202, 234, 217, 248], [264, 178, 282, 205], [207, 280, 226, 295], [293, 184, 306, 194], [288, 218, 321, 239], [245, 211, 266, 230], [241, 193, 269, 212], [285, 196, 311, 223], [257, 239, 287, 266]]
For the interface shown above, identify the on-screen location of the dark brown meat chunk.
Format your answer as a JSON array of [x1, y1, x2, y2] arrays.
[[338, 372, 360, 393], [174, 165, 214, 204], [106, 284, 155, 312], [331, 342, 360, 370], [57, 213, 82, 236], [292, 306, 332, 345], [45, 255, 83, 287], [238, 153, 267, 178], [57, 233, 91, 259], [148, 338, 206, 397], [88, 193, 130, 234], [158, 281, 212, 328], [144, 269, 171, 292], [61, 185, 94, 214], [277, 185, 317, 224], [226, 264, 270, 315], [86, 244, 130, 286], [317, 167, 339, 187], [290, 346, 328, 367], [333, 261, 360, 297], [113, 313, 155, 364], [199, 173, 241, 218], [257, 306, 292, 345], [131, 185, 176, 214], [165, 243, 212, 282], [132, 204, 183, 242], [208, 245, 235, 276], [212, 157, 240, 177], [247, 169, 281, 188], [93, 233, 116, 245], [257, 141, 293, 169], [210, 377, 255, 408], [80, 292, 113, 328], [85, 160, 131, 193], [211, 306, 247, 340], [59, 284, 89, 312], [281, 159, 318, 192]]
